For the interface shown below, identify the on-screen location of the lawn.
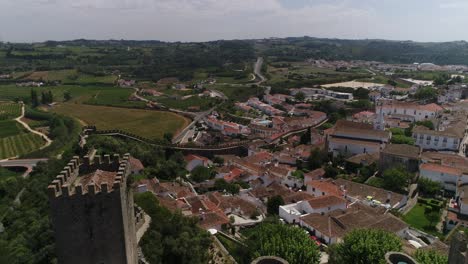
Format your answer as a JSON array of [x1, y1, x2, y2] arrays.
[[402, 202, 442, 236], [22, 69, 117, 85], [50, 103, 190, 139]]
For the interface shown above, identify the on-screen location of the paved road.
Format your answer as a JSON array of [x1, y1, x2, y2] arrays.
[[254, 57, 266, 85], [0, 158, 48, 178]]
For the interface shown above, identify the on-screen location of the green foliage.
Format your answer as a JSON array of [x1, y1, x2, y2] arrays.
[[135, 192, 212, 264], [328, 229, 402, 264], [415, 120, 435, 130], [414, 249, 448, 264], [245, 223, 320, 264], [294, 91, 305, 102], [391, 135, 415, 145], [214, 179, 240, 194], [389, 127, 405, 135], [382, 166, 412, 193], [191, 166, 215, 183], [418, 178, 442, 197], [346, 99, 373, 110], [414, 87, 437, 101], [267, 195, 284, 215], [307, 148, 329, 170]]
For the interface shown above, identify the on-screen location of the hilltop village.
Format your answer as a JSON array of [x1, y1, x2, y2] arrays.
[[2, 39, 468, 264]]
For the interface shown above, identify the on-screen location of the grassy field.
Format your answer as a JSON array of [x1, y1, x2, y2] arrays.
[[22, 69, 117, 84], [156, 96, 219, 111], [402, 202, 442, 236], [50, 103, 190, 139], [209, 84, 263, 102], [0, 102, 21, 120], [0, 120, 24, 138], [0, 84, 143, 108]]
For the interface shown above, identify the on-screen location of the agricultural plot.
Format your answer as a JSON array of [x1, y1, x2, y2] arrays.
[[0, 102, 21, 120], [0, 133, 45, 159], [0, 104, 46, 159], [50, 103, 190, 139]]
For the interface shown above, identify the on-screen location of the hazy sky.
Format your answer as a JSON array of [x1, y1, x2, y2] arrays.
[[1, 0, 467, 42]]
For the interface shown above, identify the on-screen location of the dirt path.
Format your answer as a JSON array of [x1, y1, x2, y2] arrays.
[[15, 104, 52, 149]]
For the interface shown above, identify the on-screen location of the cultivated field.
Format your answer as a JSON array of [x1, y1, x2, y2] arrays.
[[0, 102, 21, 120], [0, 133, 45, 159], [0, 117, 45, 159], [50, 103, 190, 139]]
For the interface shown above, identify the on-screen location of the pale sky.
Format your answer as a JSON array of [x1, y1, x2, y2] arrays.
[[0, 0, 467, 43]]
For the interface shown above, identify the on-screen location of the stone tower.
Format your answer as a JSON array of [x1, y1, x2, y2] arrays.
[[48, 153, 138, 264], [374, 99, 385, 130]]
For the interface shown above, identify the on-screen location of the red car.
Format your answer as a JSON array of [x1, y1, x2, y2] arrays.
[[309, 235, 321, 246]]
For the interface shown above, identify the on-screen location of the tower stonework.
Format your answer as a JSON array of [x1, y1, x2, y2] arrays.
[[48, 153, 138, 264]]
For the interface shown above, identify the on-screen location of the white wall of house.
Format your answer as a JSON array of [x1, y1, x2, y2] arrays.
[[382, 107, 438, 121], [279, 204, 303, 224], [413, 133, 460, 151], [460, 203, 468, 216], [328, 140, 381, 157], [420, 167, 460, 191]]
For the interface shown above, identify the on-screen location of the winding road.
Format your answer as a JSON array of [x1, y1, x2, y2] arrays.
[[15, 104, 52, 149]]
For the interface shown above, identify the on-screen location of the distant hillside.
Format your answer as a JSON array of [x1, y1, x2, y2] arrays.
[[254, 37, 468, 65]]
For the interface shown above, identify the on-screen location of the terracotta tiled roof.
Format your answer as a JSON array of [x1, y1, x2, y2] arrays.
[[306, 195, 347, 209], [198, 210, 230, 229], [420, 163, 462, 176], [129, 157, 144, 171], [307, 180, 343, 197], [283, 192, 315, 204], [78, 170, 117, 192], [304, 168, 326, 181], [332, 120, 390, 139], [329, 137, 382, 147], [382, 144, 421, 159]]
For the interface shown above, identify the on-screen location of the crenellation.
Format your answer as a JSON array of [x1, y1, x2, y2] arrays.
[[101, 182, 109, 193], [87, 183, 96, 195], [48, 153, 138, 264], [75, 184, 83, 195], [61, 184, 70, 197], [57, 174, 65, 185], [94, 155, 102, 165], [103, 154, 111, 164], [48, 185, 58, 198], [52, 179, 61, 191], [113, 154, 120, 163], [83, 155, 91, 166]]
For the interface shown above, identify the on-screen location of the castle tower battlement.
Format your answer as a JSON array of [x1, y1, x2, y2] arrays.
[[47, 153, 131, 198], [48, 153, 137, 264]]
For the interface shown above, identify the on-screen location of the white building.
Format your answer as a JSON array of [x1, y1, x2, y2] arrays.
[[326, 120, 391, 157], [279, 195, 347, 224], [420, 163, 467, 192], [290, 87, 354, 101], [381, 101, 443, 122]]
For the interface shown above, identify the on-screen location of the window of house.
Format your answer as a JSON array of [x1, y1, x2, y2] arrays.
[[322, 192, 325, 196]]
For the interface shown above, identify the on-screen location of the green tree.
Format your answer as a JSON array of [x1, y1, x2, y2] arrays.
[[387, 79, 397, 86], [328, 229, 402, 264], [424, 206, 441, 227], [382, 166, 412, 193], [135, 192, 212, 264], [418, 177, 442, 197], [414, 249, 448, 264], [308, 148, 328, 170], [295, 91, 305, 102], [63, 91, 72, 101], [414, 87, 437, 101], [190, 166, 214, 183], [391, 135, 415, 145], [267, 195, 284, 215], [246, 223, 320, 264], [30, 89, 39, 107]]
